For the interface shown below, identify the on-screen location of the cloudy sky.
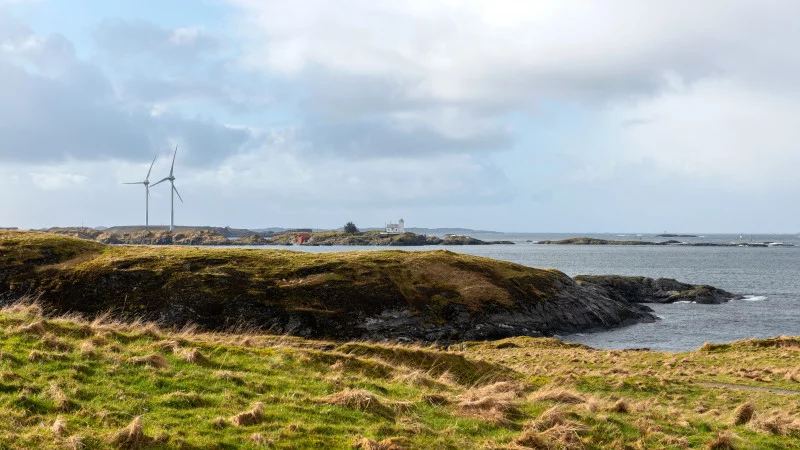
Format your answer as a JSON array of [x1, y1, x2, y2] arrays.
[[1, 0, 799, 232]]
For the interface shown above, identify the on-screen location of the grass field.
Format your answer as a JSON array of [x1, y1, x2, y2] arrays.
[[0, 301, 798, 449]]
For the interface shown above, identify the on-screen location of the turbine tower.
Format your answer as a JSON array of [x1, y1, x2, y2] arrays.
[[123, 156, 157, 229], [152, 146, 183, 232]]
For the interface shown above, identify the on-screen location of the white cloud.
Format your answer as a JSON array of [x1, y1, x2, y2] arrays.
[[230, 0, 800, 105], [614, 78, 800, 190], [30, 171, 87, 190], [228, 0, 800, 190]]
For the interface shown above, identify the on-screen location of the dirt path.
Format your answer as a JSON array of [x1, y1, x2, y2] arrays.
[[701, 382, 800, 395]]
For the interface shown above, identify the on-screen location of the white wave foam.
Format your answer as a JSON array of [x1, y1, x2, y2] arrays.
[[741, 295, 767, 302], [673, 300, 694, 304]]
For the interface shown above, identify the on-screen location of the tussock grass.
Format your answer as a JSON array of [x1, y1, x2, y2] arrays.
[[110, 416, 151, 449], [706, 432, 740, 449], [750, 412, 800, 436], [51, 416, 67, 436], [64, 435, 85, 450], [353, 436, 410, 450], [526, 406, 567, 432], [128, 353, 170, 369], [609, 398, 630, 413], [732, 402, 755, 425], [181, 347, 208, 364], [337, 342, 512, 386], [229, 402, 265, 426], [531, 387, 586, 404], [321, 389, 397, 419], [456, 381, 525, 424]]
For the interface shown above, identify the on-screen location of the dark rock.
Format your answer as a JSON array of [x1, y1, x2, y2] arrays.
[[574, 275, 742, 304]]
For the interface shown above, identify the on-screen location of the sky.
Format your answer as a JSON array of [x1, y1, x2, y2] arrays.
[[1, 0, 799, 233]]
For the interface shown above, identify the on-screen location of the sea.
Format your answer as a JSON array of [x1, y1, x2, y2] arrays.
[[237, 232, 800, 352]]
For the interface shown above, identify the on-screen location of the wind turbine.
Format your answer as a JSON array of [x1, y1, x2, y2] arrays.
[[123, 156, 157, 229], [152, 145, 183, 232]]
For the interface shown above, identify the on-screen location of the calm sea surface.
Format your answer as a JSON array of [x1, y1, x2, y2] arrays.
[[238, 233, 800, 352]]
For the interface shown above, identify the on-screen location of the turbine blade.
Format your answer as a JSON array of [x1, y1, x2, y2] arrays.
[[151, 177, 170, 187], [170, 145, 178, 177], [123, 182, 145, 185], [146, 155, 157, 181], [173, 184, 184, 203]]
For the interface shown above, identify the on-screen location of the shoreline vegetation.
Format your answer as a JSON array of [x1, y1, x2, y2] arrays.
[[0, 301, 797, 448]]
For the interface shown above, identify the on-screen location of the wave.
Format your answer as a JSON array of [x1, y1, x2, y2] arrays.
[[741, 295, 767, 302], [673, 300, 694, 304]]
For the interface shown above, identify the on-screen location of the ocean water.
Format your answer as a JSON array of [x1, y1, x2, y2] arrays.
[[239, 233, 800, 352]]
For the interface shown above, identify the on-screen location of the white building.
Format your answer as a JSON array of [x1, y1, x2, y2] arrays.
[[385, 218, 405, 234]]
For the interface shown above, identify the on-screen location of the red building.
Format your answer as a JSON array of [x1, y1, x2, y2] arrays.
[[297, 233, 312, 244]]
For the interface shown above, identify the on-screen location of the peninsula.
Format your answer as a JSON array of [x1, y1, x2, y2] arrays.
[[1, 230, 740, 341]]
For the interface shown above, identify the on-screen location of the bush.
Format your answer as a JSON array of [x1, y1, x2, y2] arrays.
[[344, 222, 359, 234]]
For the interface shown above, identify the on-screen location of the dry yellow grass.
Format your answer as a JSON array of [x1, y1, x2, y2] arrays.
[[181, 347, 208, 364], [64, 435, 85, 450], [706, 432, 740, 449], [526, 406, 567, 432], [456, 381, 525, 424], [531, 387, 586, 404], [230, 402, 265, 426], [51, 416, 67, 436], [321, 389, 396, 419], [732, 402, 755, 425], [128, 353, 170, 369], [353, 436, 410, 450], [110, 416, 150, 449]]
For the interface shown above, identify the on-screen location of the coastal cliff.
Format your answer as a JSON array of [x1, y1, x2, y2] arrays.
[[1, 230, 652, 341]]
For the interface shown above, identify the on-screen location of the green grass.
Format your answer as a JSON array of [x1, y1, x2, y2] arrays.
[[0, 304, 798, 449]]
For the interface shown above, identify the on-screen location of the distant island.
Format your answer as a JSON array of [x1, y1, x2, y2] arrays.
[[656, 233, 699, 238], [43, 227, 514, 246], [536, 237, 793, 247]]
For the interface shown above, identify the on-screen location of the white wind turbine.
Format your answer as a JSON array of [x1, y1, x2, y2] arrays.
[[151, 145, 183, 232], [122, 156, 158, 229]]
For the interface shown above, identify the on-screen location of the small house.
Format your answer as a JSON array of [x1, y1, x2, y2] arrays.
[[297, 233, 312, 244], [385, 219, 405, 234]]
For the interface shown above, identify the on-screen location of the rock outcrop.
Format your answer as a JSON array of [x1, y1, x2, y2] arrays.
[[574, 275, 742, 304]]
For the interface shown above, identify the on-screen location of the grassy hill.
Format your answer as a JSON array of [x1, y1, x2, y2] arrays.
[[0, 303, 797, 449]]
